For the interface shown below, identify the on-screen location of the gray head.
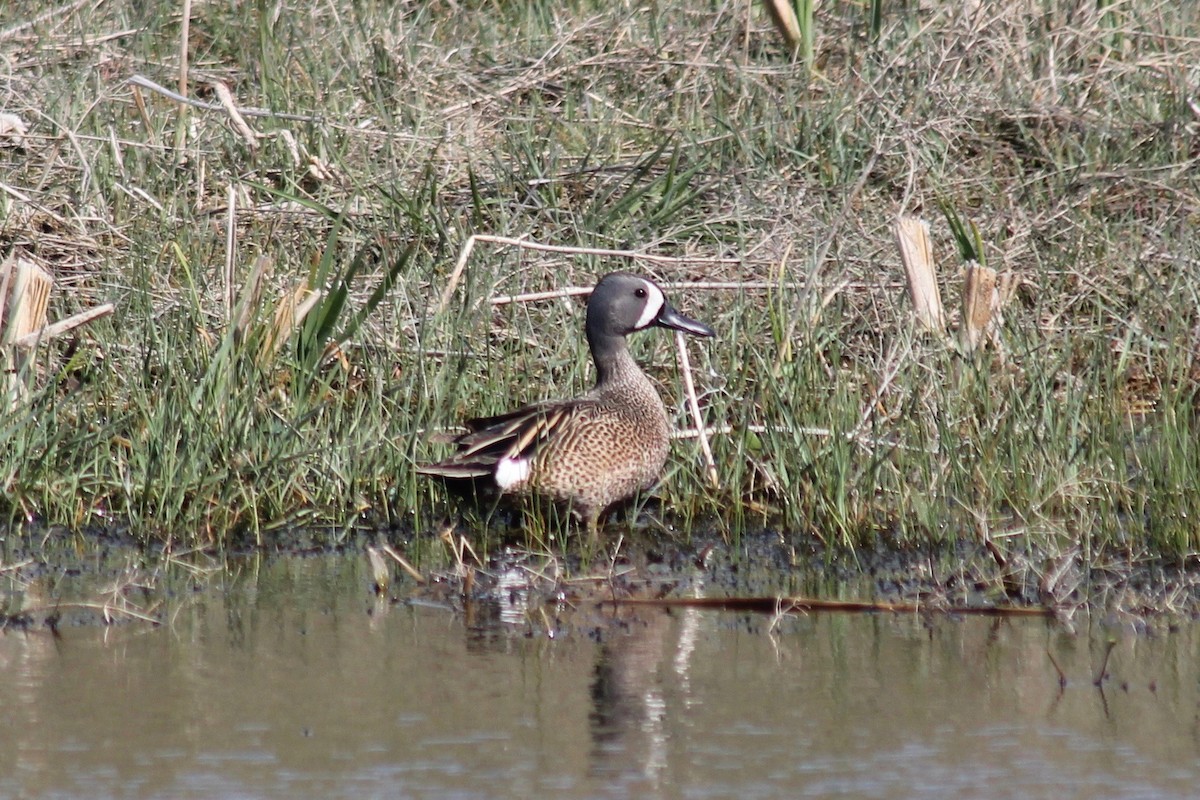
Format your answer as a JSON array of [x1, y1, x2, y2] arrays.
[[586, 273, 714, 367]]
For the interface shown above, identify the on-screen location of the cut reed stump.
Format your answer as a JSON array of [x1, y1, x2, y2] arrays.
[[227, 254, 321, 365], [1, 254, 114, 409], [762, 0, 802, 53], [893, 215, 1015, 355], [893, 216, 946, 335], [961, 259, 998, 354]]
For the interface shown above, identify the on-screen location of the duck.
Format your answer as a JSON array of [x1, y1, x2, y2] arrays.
[[417, 271, 715, 536]]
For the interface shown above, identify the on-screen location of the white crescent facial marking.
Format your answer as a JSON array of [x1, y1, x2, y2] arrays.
[[633, 281, 666, 330], [495, 455, 531, 489]]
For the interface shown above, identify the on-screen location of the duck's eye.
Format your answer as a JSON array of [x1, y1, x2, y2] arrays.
[[635, 287, 647, 298]]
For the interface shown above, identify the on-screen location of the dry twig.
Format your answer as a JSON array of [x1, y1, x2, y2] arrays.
[[437, 234, 740, 313]]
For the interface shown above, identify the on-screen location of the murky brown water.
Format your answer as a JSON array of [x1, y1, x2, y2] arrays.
[[2, 553, 1198, 799]]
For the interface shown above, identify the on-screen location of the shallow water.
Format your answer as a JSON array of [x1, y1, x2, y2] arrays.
[[2, 554, 1198, 799]]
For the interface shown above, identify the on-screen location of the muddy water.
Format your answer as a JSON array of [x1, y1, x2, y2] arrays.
[[2, 554, 1198, 799]]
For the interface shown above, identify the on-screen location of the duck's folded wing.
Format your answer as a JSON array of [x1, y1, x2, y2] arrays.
[[416, 400, 590, 479]]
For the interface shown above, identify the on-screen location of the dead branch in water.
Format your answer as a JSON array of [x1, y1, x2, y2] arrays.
[[601, 594, 1054, 617]]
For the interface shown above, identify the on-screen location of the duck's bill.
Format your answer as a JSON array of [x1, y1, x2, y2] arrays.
[[656, 304, 715, 337]]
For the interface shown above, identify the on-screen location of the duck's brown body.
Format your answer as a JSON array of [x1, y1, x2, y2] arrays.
[[417, 272, 714, 534]]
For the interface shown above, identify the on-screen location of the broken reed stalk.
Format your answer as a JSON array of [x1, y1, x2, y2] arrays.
[[1, 257, 115, 344], [490, 281, 809, 306], [491, 286, 593, 305], [260, 283, 321, 365], [12, 304, 115, 349], [224, 183, 236, 322], [226, 253, 322, 365], [440, 524, 482, 571], [3, 257, 52, 343], [673, 423, 833, 439], [233, 254, 272, 340], [437, 233, 740, 313], [3, 256, 53, 407], [127, 74, 327, 124], [382, 543, 427, 584], [762, 0, 802, 53], [175, 0, 191, 157], [0, 252, 114, 410], [961, 259, 998, 353], [211, 80, 259, 149], [366, 545, 391, 594], [0, 253, 13, 334], [675, 330, 719, 488], [893, 216, 946, 335]]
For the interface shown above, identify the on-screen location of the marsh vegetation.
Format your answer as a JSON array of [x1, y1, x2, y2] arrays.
[[1, 1, 1198, 609]]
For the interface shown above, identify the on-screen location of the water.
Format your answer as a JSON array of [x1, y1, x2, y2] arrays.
[[1, 554, 1197, 799]]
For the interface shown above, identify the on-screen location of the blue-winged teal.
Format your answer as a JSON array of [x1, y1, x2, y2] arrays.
[[417, 272, 715, 536]]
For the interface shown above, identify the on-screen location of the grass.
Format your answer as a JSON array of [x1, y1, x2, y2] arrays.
[[1, 1, 1198, 591]]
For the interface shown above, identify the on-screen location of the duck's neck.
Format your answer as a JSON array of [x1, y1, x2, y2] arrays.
[[589, 331, 638, 388]]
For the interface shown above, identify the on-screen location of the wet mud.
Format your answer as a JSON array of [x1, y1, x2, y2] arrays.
[[3, 523, 1199, 638]]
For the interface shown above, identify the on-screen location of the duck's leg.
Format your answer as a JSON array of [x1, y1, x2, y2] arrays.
[[584, 507, 602, 539]]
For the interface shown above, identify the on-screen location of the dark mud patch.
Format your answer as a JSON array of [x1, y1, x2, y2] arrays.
[[1, 527, 196, 631], [4, 526, 1200, 636], [383, 528, 1200, 637]]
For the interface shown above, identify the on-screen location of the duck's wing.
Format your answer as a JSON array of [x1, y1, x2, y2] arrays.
[[416, 399, 592, 481]]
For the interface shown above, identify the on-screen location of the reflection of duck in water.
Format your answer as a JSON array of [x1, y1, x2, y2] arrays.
[[588, 601, 703, 789]]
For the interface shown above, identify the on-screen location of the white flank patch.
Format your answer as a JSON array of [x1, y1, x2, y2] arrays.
[[494, 455, 532, 489], [633, 280, 665, 330]]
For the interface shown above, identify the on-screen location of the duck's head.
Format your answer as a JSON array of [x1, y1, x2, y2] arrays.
[[586, 272, 715, 346]]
